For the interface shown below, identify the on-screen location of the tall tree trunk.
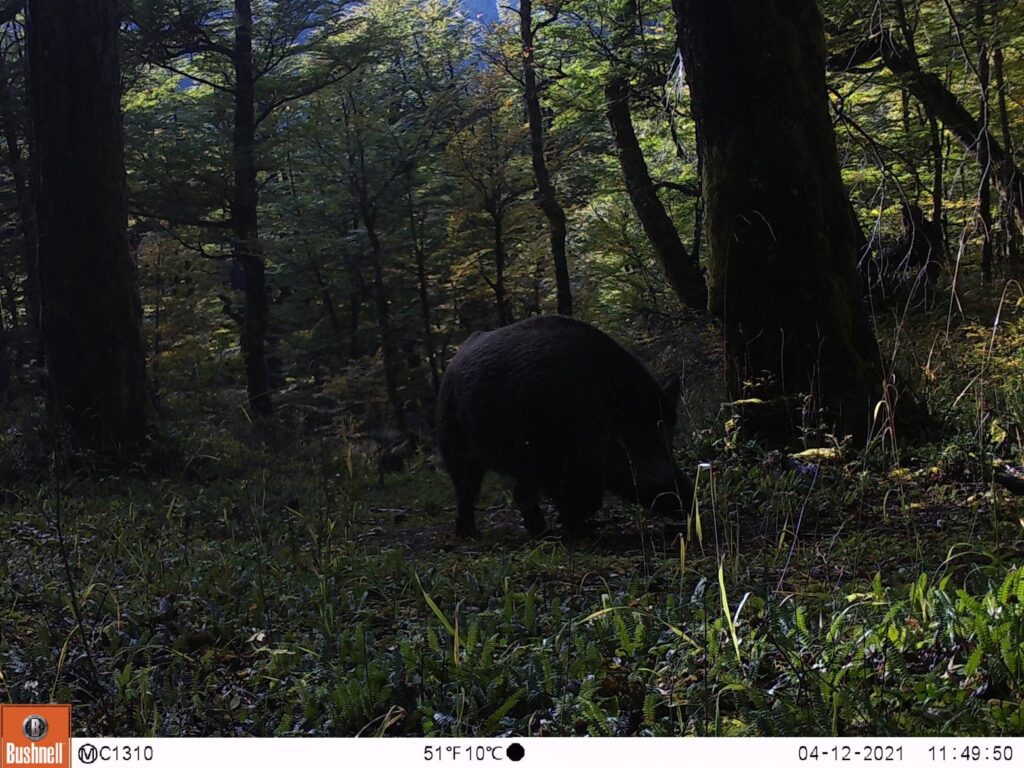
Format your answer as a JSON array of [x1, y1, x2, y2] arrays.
[[26, 0, 149, 450], [993, 45, 1019, 263], [976, 0, 993, 280], [0, 274, 8, 401], [606, 0, 706, 312], [928, 112, 945, 256], [312, 265, 345, 351], [348, 286, 362, 359], [519, 0, 572, 316], [491, 208, 511, 326], [0, 310, 8, 400], [676, 0, 884, 441], [0, 38, 40, 364], [345, 209, 364, 360], [406, 182, 440, 392], [232, 0, 272, 417], [365, 213, 405, 429]]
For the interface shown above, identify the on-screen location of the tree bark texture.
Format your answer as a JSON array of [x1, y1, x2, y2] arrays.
[[27, 0, 150, 451], [676, 0, 884, 441]]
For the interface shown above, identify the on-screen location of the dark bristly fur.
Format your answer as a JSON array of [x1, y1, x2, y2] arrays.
[[437, 315, 694, 538]]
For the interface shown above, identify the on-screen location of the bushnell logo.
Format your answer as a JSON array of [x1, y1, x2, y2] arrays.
[[21, 716, 47, 743], [0, 705, 71, 768]]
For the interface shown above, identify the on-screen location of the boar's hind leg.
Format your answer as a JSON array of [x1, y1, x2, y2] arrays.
[[513, 481, 546, 536], [451, 458, 484, 538]]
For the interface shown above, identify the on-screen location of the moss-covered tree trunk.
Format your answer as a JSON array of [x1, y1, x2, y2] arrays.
[[27, 0, 150, 450], [675, 0, 883, 441]]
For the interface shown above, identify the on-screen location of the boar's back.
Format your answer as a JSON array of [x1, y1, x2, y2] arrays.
[[439, 315, 673, 478]]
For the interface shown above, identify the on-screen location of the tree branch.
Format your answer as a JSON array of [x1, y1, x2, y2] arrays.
[[829, 29, 1024, 228], [652, 180, 699, 196]]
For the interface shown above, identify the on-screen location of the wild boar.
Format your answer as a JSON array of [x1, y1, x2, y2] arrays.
[[436, 315, 693, 538]]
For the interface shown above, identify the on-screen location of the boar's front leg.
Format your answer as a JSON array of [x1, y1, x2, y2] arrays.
[[513, 480, 546, 536], [551, 480, 604, 541]]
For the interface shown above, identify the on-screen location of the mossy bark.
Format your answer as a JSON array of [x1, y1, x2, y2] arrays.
[[675, 0, 884, 441]]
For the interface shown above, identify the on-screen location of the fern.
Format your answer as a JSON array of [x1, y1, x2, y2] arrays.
[[275, 710, 294, 736], [642, 692, 658, 729], [482, 687, 526, 734]]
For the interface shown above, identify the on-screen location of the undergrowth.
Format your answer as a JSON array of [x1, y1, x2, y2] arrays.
[[2, 286, 1024, 736]]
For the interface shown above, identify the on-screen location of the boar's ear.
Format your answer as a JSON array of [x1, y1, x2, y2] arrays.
[[661, 374, 681, 404]]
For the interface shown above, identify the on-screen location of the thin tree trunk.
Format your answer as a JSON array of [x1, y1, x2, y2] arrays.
[[342, 93, 404, 427], [0, 277, 8, 400], [345, 209, 364, 360], [365, 214, 405, 429], [677, 0, 886, 441], [348, 286, 361, 359], [26, 0, 149, 450], [151, 246, 164, 401], [491, 208, 511, 326], [893, 0, 946, 260], [976, 0, 993, 280], [406, 182, 440, 392], [232, 0, 272, 417], [312, 265, 345, 350], [519, 0, 572, 316], [605, 0, 706, 311], [605, 82, 705, 307], [928, 112, 945, 255], [993, 45, 1019, 262], [901, 89, 912, 135]]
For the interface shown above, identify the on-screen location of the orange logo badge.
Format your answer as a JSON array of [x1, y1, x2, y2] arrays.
[[0, 705, 71, 768]]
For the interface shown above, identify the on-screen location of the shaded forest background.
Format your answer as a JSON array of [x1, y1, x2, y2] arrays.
[[2, 0, 1024, 737]]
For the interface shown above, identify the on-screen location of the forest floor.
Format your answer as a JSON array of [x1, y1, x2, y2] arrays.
[[3, 285, 1024, 736]]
